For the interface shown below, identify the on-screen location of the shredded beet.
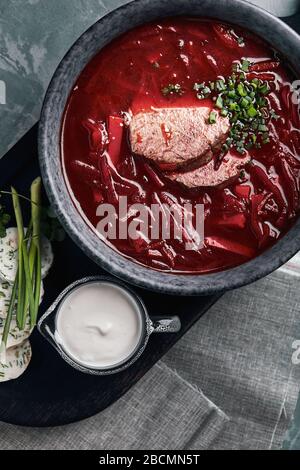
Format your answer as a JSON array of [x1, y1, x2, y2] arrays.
[[71, 160, 101, 185], [107, 115, 124, 165], [212, 24, 240, 48], [98, 154, 118, 205], [83, 119, 107, 154], [206, 236, 255, 258], [249, 61, 280, 72], [144, 163, 165, 188], [217, 213, 247, 230], [234, 184, 251, 200]]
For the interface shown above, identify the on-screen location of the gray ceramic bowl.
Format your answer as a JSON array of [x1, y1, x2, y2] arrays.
[[39, 0, 300, 296]]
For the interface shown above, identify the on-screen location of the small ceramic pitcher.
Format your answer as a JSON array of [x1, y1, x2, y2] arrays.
[[38, 276, 181, 375]]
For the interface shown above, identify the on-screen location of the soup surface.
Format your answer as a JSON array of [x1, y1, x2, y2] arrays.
[[62, 17, 300, 274]]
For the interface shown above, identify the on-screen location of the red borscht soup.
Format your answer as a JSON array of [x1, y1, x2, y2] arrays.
[[61, 18, 300, 274]]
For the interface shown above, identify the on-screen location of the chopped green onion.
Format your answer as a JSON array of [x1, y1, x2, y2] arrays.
[[240, 97, 249, 108], [208, 111, 217, 124], [247, 106, 258, 118], [216, 96, 223, 109], [193, 82, 205, 91], [162, 83, 183, 96], [258, 124, 268, 132], [228, 90, 236, 99], [262, 132, 270, 144], [237, 83, 247, 97], [222, 143, 229, 153], [259, 83, 270, 95], [202, 86, 212, 96], [229, 102, 240, 112], [221, 108, 229, 117], [192, 59, 274, 154], [241, 59, 251, 72], [216, 79, 226, 91]]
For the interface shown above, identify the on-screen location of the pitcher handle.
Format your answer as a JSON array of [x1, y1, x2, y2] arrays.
[[150, 316, 181, 333]]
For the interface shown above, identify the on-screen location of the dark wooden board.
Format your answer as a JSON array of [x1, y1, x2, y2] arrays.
[[0, 125, 220, 427]]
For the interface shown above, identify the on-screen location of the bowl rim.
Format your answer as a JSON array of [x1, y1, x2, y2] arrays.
[[38, 0, 300, 296]]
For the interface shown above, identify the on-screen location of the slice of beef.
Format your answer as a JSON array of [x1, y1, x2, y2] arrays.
[[166, 154, 250, 189], [129, 106, 230, 171]]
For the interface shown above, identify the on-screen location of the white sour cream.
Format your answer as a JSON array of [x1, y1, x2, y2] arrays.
[[55, 282, 143, 369]]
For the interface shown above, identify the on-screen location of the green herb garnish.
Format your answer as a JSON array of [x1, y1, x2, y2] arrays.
[[161, 83, 183, 96], [241, 59, 251, 72], [216, 96, 224, 109], [193, 82, 212, 99], [215, 79, 226, 91], [221, 108, 229, 117], [208, 111, 217, 124], [193, 82, 205, 91], [193, 59, 275, 154]]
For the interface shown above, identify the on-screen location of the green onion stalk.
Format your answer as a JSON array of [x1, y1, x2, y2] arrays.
[[0, 276, 18, 358], [0, 178, 42, 352], [29, 177, 42, 328], [11, 187, 26, 329]]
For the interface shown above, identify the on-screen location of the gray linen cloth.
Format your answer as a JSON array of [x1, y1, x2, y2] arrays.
[[284, 386, 300, 449], [0, 270, 299, 450]]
